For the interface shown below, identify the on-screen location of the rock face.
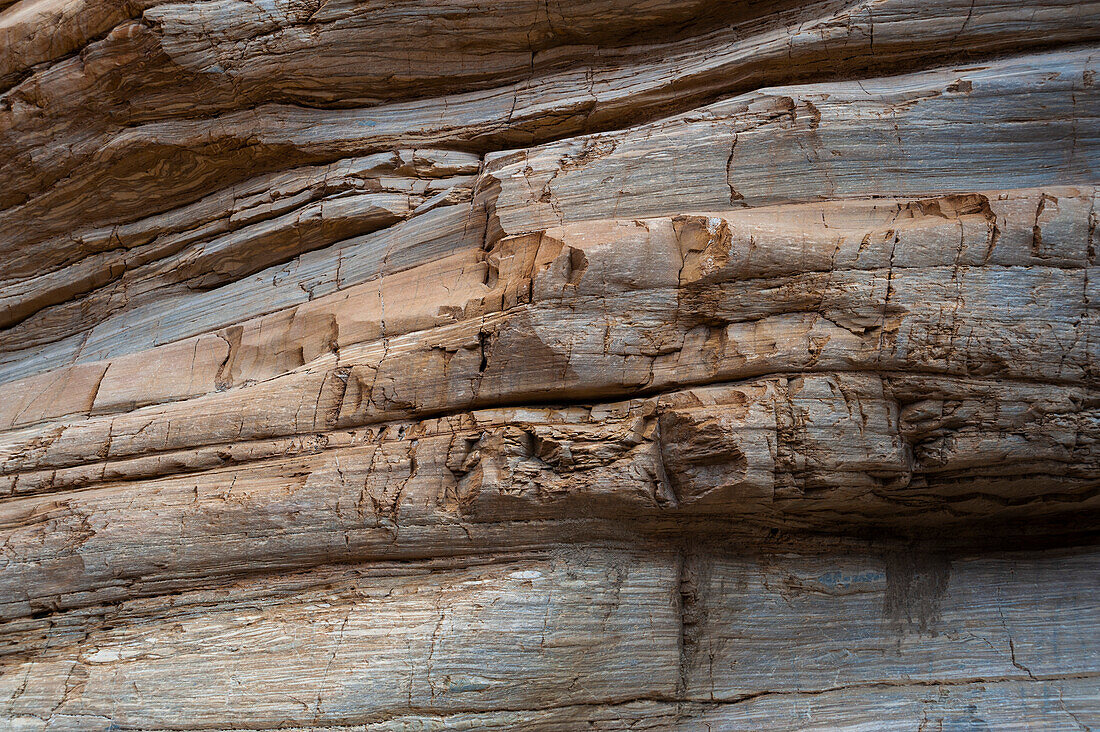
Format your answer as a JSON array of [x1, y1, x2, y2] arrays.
[[1, 1, 1098, 729]]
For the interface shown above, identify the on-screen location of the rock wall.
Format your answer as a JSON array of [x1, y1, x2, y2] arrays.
[[1, 1, 1098, 729]]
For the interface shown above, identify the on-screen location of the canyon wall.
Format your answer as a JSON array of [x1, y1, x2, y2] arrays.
[[0, 0, 1098, 728]]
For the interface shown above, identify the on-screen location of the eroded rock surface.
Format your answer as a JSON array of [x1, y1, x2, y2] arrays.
[[1, 1, 1098, 729]]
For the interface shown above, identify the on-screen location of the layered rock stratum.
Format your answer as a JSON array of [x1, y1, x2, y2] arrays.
[[1, 1, 1099, 729]]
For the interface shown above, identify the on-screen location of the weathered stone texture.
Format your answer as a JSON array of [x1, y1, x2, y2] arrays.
[[0, 0, 1098, 728]]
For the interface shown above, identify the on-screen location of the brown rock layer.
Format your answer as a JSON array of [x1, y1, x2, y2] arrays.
[[0, 0, 1098, 728]]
